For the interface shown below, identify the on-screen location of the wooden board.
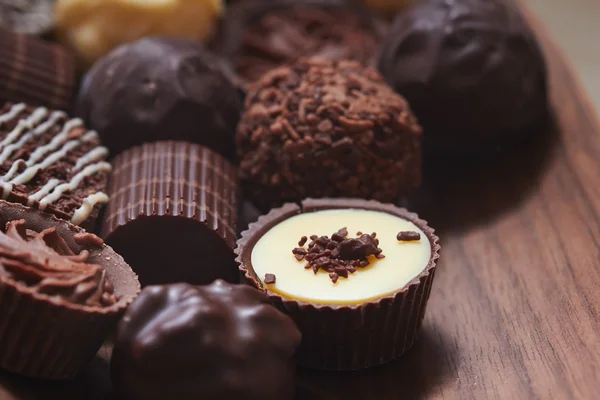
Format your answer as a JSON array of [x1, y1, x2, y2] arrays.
[[2, 1, 600, 398]]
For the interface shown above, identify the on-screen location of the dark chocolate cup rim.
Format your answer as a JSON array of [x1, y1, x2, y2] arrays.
[[235, 198, 440, 310], [0, 201, 140, 316]]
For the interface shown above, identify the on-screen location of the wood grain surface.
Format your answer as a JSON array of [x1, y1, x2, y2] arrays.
[[2, 1, 600, 399]]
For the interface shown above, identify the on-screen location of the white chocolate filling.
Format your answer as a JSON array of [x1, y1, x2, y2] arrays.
[[251, 209, 431, 306]]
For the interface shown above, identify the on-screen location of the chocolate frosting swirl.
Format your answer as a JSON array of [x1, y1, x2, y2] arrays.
[[0, 220, 117, 307]]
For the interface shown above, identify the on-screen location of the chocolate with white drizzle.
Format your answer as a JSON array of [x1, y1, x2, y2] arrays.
[[0, 103, 110, 228]]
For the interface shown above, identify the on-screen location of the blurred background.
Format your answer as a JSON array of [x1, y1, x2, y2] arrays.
[[529, 0, 600, 109]]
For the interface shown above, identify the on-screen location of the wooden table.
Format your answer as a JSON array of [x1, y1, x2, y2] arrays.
[[2, 1, 600, 398]]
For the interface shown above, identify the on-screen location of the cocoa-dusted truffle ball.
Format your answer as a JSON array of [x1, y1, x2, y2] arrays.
[[378, 0, 548, 155], [237, 58, 422, 211], [111, 281, 301, 400], [76, 37, 242, 160]]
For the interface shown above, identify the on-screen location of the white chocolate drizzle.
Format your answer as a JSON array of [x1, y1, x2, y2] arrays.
[[0, 111, 66, 165], [39, 162, 112, 210], [0, 106, 111, 225], [0, 104, 26, 124], [73, 147, 109, 172], [27, 179, 61, 206], [71, 192, 109, 225]]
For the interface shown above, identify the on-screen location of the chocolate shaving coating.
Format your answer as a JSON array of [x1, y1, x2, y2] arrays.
[[0, 219, 117, 307], [237, 58, 422, 211], [230, 3, 384, 82], [292, 227, 383, 283], [397, 231, 420, 241]]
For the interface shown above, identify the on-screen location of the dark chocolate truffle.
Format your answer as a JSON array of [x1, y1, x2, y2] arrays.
[[378, 0, 548, 154], [75, 37, 242, 160], [102, 141, 238, 286], [216, 0, 387, 84], [0, 103, 110, 229], [111, 281, 301, 400], [236, 58, 422, 211]]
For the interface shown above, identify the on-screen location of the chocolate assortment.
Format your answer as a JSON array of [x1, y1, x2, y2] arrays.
[[76, 37, 242, 160], [0, 0, 551, 395], [102, 141, 238, 286], [111, 281, 301, 400], [237, 58, 422, 211]]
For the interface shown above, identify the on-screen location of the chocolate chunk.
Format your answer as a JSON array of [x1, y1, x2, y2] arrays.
[[0, 28, 75, 111], [111, 281, 301, 400], [292, 228, 382, 282], [298, 235, 308, 246], [102, 141, 238, 287], [0, 103, 110, 229], [215, 0, 387, 84], [397, 231, 420, 241], [264, 273, 276, 284], [378, 0, 548, 155], [237, 58, 422, 211], [338, 235, 378, 260], [76, 37, 242, 160]]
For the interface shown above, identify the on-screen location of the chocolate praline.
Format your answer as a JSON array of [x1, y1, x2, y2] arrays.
[[0, 200, 140, 379], [75, 37, 242, 160], [236, 198, 440, 370], [215, 0, 387, 84], [111, 280, 301, 400], [377, 0, 548, 155], [236, 58, 422, 212]]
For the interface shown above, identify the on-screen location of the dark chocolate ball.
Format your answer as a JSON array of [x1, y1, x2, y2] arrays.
[[111, 281, 301, 400], [76, 37, 242, 160], [237, 58, 422, 212], [378, 0, 548, 155]]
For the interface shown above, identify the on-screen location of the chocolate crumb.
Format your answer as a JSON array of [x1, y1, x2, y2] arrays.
[[264, 273, 276, 284], [356, 231, 362, 236], [298, 236, 308, 246], [291, 228, 384, 283], [397, 231, 421, 241]]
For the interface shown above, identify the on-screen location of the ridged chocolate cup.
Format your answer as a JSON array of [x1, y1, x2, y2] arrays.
[[0, 201, 140, 380], [236, 198, 440, 370], [102, 141, 239, 286], [0, 28, 75, 111]]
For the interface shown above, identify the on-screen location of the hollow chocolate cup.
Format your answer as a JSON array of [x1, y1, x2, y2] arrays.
[[0, 201, 140, 380], [102, 141, 239, 287], [236, 198, 440, 371]]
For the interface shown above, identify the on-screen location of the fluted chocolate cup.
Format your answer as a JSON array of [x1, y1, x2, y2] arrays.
[[0, 28, 75, 111], [102, 141, 239, 286], [0, 201, 140, 380], [236, 198, 440, 371]]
